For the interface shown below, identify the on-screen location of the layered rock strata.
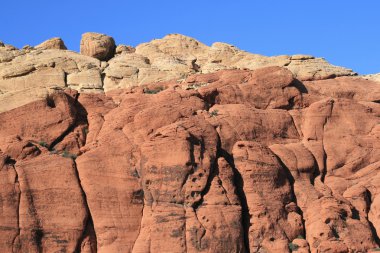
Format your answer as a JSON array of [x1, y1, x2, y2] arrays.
[[0, 33, 358, 113]]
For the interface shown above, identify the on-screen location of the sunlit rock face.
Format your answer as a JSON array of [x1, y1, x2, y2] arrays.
[[0, 33, 358, 112], [0, 33, 380, 253]]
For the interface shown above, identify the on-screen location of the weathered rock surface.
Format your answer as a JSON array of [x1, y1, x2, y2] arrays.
[[0, 34, 380, 253], [103, 34, 356, 91], [0, 33, 361, 113], [363, 73, 380, 83], [0, 47, 102, 112], [35, 37, 67, 50], [80, 32, 116, 61]]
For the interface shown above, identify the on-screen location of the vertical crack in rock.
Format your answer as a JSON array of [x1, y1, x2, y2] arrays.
[[226, 152, 250, 253], [192, 210, 207, 250], [72, 159, 97, 253], [273, 154, 307, 239], [63, 72, 68, 87], [131, 205, 144, 250], [6, 157, 21, 253], [54, 95, 96, 252], [185, 134, 211, 251], [367, 190, 380, 246], [100, 73, 106, 90], [218, 175, 232, 205], [184, 212, 188, 253], [218, 147, 250, 253], [319, 99, 334, 183], [131, 166, 144, 252], [288, 112, 303, 138]]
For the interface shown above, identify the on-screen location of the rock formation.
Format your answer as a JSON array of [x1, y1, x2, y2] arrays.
[[0, 33, 379, 253], [35, 37, 67, 50], [80, 32, 116, 61]]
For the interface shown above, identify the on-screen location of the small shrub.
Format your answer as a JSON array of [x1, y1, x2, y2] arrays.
[[185, 83, 208, 90], [296, 235, 304, 239], [38, 141, 48, 148], [144, 86, 164, 94], [288, 242, 299, 252], [373, 248, 380, 252], [209, 109, 219, 117], [61, 150, 77, 160]]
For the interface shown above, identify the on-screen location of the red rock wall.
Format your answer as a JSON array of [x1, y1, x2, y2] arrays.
[[0, 67, 379, 253]]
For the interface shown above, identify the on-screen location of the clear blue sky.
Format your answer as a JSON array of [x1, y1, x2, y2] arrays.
[[1, 0, 379, 74]]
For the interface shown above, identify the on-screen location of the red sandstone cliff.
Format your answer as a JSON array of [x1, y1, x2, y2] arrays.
[[0, 34, 380, 253]]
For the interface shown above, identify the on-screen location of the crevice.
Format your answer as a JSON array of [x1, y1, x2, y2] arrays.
[[276, 96, 296, 110], [273, 154, 307, 240], [191, 159, 216, 210], [218, 148, 250, 253], [10, 161, 21, 253], [49, 120, 79, 150], [320, 141, 328, 183], [199, 89, 219, 110], [367, 190, 380, 246], [100, 73, 106, 90], [184, 209, 187, 253], [131, 192, 144, 251], [320, 100, 334, 182], [186, 133, 210, 210], [288, 111, 303, 138], [217, 174, 232, 205], [72, 160, 97, 253], [46, 95, 56, 108], [5, 156, 16, 165], [75, 216, 97, 253], [49, 93, 89, 151], [291, 79, 308, 94], [191, 59, 201, 73], [64, 72, 68, 87], [129, 152, 145, 252], [131, 203, 144, 252], [192, 210, 207, 249]]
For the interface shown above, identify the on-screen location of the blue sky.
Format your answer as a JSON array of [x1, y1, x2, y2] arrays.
[[1, 0, 379, 74]]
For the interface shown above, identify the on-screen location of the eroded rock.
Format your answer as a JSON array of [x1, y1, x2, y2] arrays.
[[35, 37, 67, 50], [0, 36, 379, 253], [80, 32, 116, 61]]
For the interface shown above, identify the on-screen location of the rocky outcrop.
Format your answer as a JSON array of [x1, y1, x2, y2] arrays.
[[80, 32, 116, 61], [1, 33, 380, 252], [363, 73, 380, 83], [0, 47, 103, 112], [35, 37, 67, 50], [1, 33, 364, 114], [0, 64, 379, 252], [103, 34, 356, 91]]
